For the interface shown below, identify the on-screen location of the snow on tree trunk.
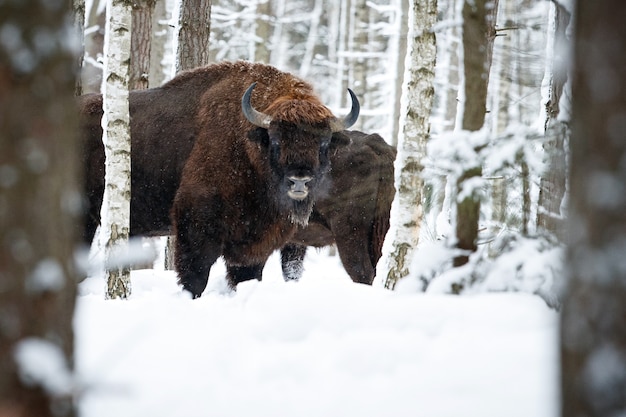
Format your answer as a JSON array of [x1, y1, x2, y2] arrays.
[[537, 1, 570, 241], [101, 0, 132, 299], [562, 1, 626, 415], [176, 0, 211, 71], [0, 0, 80, 413], [378, 0, 437, 290]]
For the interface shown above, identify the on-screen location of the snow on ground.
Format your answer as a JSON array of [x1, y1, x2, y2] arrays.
[[75, 249, 559, 417]]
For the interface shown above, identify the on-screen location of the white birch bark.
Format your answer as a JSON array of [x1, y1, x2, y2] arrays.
[[389, 0, 409, 147], [101, 0, 132, 299], [377, 0, 437, 290]]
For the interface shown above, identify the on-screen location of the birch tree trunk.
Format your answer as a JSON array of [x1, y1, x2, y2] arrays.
[[380, 0, 437, 290], [562, 1, 626, 415], [487, 0, 509, 239], [0, 0, 79, 414], [101, 0, 133, 299], [537, 1, 570, 240], [453, 0, 498, 267], [389, 0, 410, 147]]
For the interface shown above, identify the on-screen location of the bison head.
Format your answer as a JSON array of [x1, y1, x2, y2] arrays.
[[242, 83, 359, 225]]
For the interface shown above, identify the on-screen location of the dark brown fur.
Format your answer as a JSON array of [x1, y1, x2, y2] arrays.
[[280, 131, 396, 284]]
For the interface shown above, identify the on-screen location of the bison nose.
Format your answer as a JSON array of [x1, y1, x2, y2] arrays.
[[287, 175, 312, 201]]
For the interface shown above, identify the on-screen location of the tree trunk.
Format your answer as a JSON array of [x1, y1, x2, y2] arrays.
[[254, 0, 271, 63], [453, 0, 498, 267], [0, 0, 80, 414], [81, 0, 106, 93], [166, 0, 213, 270], [390, 0, 410, 147], [176, 0, 212, 71], [349, 0, 368, 130], [130, 0, 156, 90], [73, 0, 85, 95], [380, 0, 437, 290], [561, 1, 626, 416], [537, 1, 570, 240], [149, 0, 175, 87], [102, 0, 133, 299]]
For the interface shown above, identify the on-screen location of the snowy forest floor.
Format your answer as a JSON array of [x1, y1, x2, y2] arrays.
[[75, 249, 559, 417]]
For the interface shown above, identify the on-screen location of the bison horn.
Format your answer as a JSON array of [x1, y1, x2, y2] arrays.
[[330, 88, 360, 132], [242, 83, 272, 129]]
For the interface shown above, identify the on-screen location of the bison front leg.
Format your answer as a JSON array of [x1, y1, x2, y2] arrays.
[[171, 197, 222, 299], [225, 263, 265, 290], [280, 243, 307, 281]]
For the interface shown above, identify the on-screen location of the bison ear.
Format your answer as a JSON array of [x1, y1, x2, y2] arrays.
[[330, 131, 352, 149], [247, 127, 270, 147]]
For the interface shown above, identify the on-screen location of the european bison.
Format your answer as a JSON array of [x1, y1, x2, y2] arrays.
[[80, 61, 360, 298], [280, 130, 396, 285], [172, 62, 360, 297]]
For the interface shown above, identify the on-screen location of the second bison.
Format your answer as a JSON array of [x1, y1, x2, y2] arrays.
[[281, 131, 396, 285]]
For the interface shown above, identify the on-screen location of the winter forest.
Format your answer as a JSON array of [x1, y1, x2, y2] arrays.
[[1, 0, 625, 416]]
